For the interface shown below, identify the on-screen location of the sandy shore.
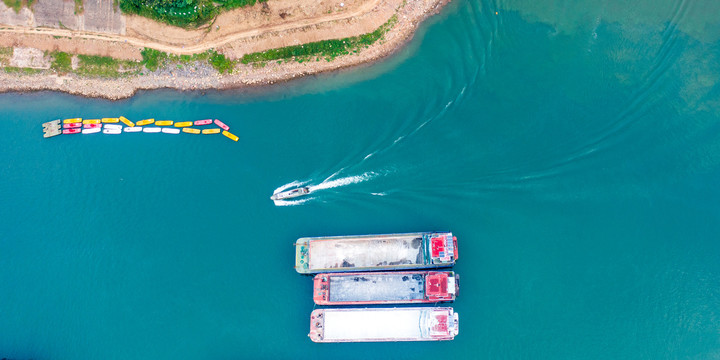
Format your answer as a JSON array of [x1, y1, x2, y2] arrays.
[[0, 0, 449, 99]]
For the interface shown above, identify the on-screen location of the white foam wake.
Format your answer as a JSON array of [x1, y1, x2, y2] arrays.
[[309, 172, 377, 191], [273, 197, 313, 207]]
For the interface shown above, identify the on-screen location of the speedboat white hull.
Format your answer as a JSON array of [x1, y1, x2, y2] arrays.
[[271, 187, 311, 201]]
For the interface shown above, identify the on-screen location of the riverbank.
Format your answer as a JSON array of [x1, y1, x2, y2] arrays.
[[0, 0, 449, 99]]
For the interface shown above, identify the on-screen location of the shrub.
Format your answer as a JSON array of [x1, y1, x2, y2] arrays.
[[51, 52, 72, 72], [141, 48, 166, 71], [208, 51, 234, 73]]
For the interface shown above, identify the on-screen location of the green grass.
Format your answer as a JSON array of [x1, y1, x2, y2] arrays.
[[4, 66, 43, 74], [0, 47, 12, 66], [119, 0, 266, 28], [3, 0, 22, 12], [75, 55, 119, 77], [50, 51, 72, 73], [140, 47, 233, 73], [140, 48, 167, 71], [74, 0, 83, 14], [240, 15, 398, 64], [208, 50, 233, 73]]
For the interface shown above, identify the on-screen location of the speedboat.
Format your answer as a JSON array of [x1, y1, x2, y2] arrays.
[[270, 186, 311, 201]]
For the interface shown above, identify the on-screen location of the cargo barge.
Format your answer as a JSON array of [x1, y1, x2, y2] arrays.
[[313, 271, 459, 305], [295, 232, 457, 274], [308, 307, 459, 342]]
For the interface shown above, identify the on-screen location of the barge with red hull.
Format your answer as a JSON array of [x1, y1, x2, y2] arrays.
[[308, 307, 459, 342], [313, 271, 459, 305], [295, 232, 458, 274]]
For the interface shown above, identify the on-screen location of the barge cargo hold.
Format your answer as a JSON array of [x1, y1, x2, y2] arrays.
[[295, 232, 457, 274], [313, 271, 458, 305], [309, 307, 459, 342]]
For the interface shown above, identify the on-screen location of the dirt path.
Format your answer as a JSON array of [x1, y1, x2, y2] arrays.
[[0, 0, 386, 56]]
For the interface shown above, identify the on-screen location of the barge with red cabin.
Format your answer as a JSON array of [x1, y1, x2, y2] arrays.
[[294, 232, 458, 274], [313, 271, 458, 305], [308, 307, 459, 342]]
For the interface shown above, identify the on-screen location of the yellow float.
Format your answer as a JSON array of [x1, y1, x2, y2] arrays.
[[222, 130, 239, 142]]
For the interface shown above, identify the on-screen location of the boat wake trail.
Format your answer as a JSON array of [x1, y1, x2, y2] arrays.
[[273, 197, 314, 207], [271, 171, 378, 206], [309, 172, 377, 192]]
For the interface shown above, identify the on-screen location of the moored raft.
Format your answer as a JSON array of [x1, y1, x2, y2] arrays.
[[42, 119, 62, 138], [63, 123, 82, 129], [194, 119, 213, 126], [63, 128, 81, 134], [83, 123, 102, 129], [222, 130, 239, 141], [82, 128, 101, 134], [161, 127, 180, 134], [119, 116, 134, 127], [42, 120, 60, 128], [136, 119, 155, 126], [83, 119, 101, 125], [182, 128, 201, 134], [313, 271, 459, 305], [214, 119, 229, 131], [63, 118, 82, 124], [295, 232, 458, 274], [102, 118, 119, 123], [104, 124, 122, 130], [174, 121, 193, 127], [202, 128, 221, 134], [308, 307, 459, 343], [142, 127, 161, 133], [155, 120, 173, 126], [103, 128, 121, 134], [124, 126, 142, 132]]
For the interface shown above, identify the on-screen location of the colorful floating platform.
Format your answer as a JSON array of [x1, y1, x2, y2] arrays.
[[42, 117, 239, 142]]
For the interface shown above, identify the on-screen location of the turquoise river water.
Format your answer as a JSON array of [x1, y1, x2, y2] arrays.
[[2, 0, 720, 358]]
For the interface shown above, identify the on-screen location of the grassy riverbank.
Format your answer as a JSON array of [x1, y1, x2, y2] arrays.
[[241, 15, 398, 64]]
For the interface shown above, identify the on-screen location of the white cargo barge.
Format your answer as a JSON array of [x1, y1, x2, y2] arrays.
[[295, 232, 458, 274], [308, 307, 459, 342]]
